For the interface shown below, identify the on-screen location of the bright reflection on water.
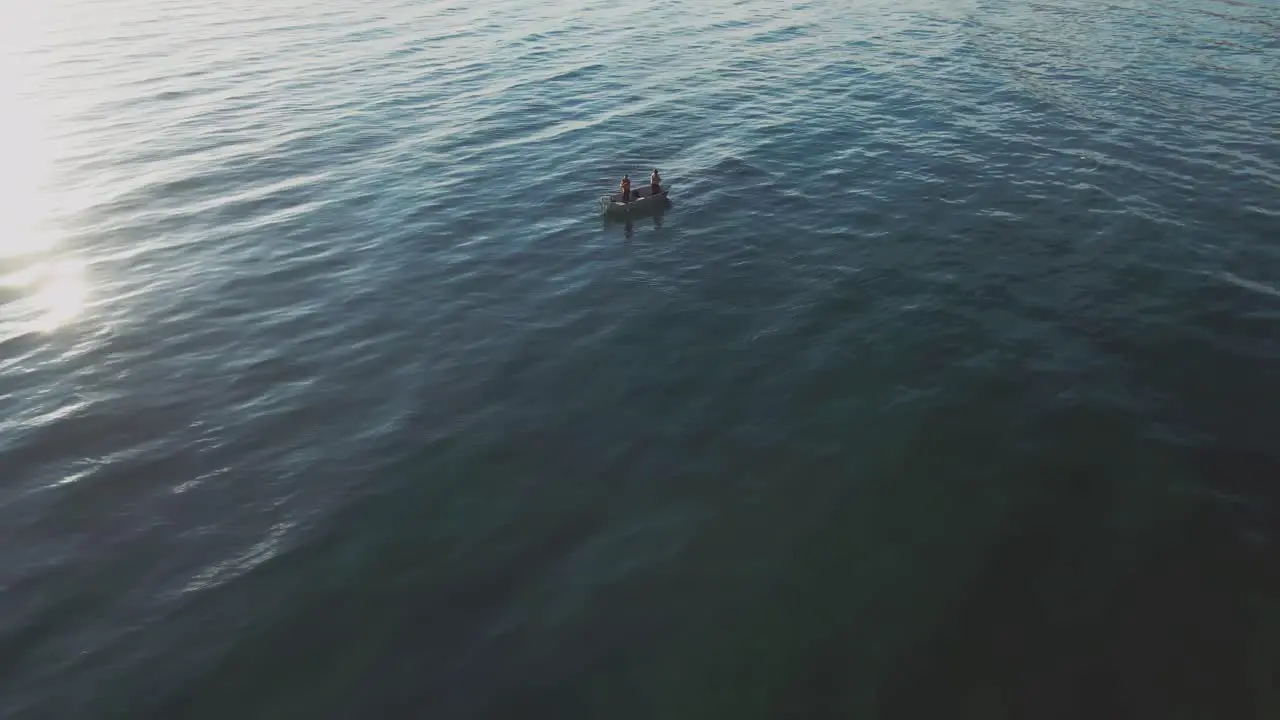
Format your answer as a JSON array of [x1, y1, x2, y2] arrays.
[[0, 9, 87, 336]]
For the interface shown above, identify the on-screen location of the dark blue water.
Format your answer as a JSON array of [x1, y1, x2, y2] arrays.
[[2, 0, 1279, 716]]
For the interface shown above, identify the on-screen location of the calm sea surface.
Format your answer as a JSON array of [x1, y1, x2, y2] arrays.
[[2, 0, 1279, 717]]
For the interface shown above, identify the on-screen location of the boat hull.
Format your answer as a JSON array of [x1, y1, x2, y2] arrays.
[[600, 186, 671, 216]]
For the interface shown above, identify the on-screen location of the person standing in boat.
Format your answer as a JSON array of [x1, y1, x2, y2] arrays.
[[620, 174, 632, 203], [650, 169, 661, 196]]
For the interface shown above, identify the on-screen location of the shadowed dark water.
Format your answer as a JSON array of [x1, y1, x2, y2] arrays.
[[2, 0, 1279, 717]]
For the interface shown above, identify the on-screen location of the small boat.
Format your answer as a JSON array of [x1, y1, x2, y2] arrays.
[[599, 183, 671, 216]]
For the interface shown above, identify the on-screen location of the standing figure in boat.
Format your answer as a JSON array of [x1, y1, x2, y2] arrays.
[[650, 169, 661, 196], [620, 174, 632, 203]]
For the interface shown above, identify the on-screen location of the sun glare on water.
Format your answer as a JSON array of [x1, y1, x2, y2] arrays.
[[0, 5, 88, 335]]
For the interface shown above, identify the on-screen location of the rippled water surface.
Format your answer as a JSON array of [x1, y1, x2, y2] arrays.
[[2, 0, 1279, 717]]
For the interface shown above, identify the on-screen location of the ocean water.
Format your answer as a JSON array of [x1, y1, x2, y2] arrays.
[[2, 0, 1279, 716]]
